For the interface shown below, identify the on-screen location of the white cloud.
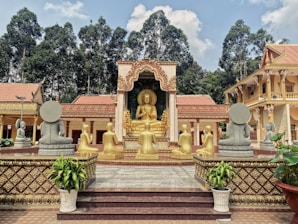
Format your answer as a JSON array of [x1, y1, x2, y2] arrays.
[[127, 4, 214, 64], [248, 0, 278, 7], [44, 1, 89, 20], [261, 0, 298, 42]]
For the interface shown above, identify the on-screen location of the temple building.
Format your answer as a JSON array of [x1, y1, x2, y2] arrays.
[[0, 59, 228, 148], [0, 83, 44, 144], [224, 44, 298, 145]]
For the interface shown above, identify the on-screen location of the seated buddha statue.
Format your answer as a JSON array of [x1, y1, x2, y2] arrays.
[[98, 122, 124, 160], [78, 123, 98, 154], [124, 89, 168, 137], [14, 119, 31, 148], [171, 124, 193, 160], [196, 125, 214, 157]]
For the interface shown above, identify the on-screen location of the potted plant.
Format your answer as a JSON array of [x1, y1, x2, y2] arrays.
[[270, 142, 298, 224], [206, 160, 236, 212], [48, 154, 88, 213]]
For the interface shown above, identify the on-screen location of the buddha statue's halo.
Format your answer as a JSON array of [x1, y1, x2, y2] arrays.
[[40, 101, 62, 123], [229, 103, 250, 125], [137, 89, 157, 106]]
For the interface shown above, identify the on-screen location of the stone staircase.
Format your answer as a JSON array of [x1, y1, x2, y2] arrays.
[[57, 188, 231, 220]]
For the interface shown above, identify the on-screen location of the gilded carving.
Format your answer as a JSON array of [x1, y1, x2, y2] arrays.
[[119, 59, 172, 92]]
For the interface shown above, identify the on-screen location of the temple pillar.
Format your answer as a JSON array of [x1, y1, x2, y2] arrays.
[[286, 104, 292, 144], [32, 115, 38, 144], [115, 92, 125, 142], [169, 91, 178, 142], [0, 115, 3, 139], [196, 122, 200, 145]]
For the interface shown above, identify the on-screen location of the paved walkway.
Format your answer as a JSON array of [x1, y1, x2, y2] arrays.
[[0, 164, 294, 224]]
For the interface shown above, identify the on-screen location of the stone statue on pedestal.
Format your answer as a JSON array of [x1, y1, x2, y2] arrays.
[[14, 119, 31, 148], [218, 103, 254, 157], [38, 101, 75, 156], [98, 122, 124, 160], [260, 120, 275, 150]]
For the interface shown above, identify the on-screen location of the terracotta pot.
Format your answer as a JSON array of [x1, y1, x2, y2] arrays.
[[275, 180, 298, 224]]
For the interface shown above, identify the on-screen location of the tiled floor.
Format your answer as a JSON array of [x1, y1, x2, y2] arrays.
[[0, 164, 294, 224]]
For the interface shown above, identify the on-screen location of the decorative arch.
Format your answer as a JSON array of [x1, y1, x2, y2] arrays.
[[124, 59, 170, 92]]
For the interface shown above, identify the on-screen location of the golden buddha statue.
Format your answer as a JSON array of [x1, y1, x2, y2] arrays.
[[98, 122, 124, 160], [77, 124, 98, 154], [196, 125, 214, 157], [171, 124, 193, 160], [135, 122, 159, 160], [124, 89, 169, 137]]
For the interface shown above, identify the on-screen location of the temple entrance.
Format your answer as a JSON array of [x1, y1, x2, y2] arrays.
[[115, 58, 178, 147], [127, 76, 166, 120]]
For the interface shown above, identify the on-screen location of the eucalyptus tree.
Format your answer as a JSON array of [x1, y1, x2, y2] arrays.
[[125, 31, 144, 60], [126, 10, 194, 93], [25, 22, 78, 102], [106, 27, 127, 93], [0, 36, 11, 81], [219, 19, 250, 84], [177, 61, 206, 95], [6, 7, 41, 82], [78, 17, 112, 94]]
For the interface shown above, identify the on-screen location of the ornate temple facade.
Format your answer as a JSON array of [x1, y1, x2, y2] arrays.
[[0, 59, 228, 147], [61, 59, 228, 147], [224, 44, 298, 145]]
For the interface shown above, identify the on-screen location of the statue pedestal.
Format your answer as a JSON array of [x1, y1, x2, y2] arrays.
[[76, 150, 98, 156], [170, 153, 193, 160], [98, 152, 124, 160], [259, 142, 275, 150], [218, 145, 254, 157], [135, 153, 159, 160], [14, 141, 31, 148], [124, 137, 169, 150], [38, 144, 75, 156]]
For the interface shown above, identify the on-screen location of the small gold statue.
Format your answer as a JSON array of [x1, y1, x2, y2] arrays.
[[196, 125, 214, 157], [98, 122, 124, 160], [77, 124, 98, 154], [171, 124, 193, 160], [135, 122, 159, 160]]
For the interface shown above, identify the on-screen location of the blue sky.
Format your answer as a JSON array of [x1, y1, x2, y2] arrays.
[[1, 0, 297, 71]]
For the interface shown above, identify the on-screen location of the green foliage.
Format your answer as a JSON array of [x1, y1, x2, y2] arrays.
[[206, 161, 236, 190], [270, 139, 298, 186], [219, 134, 227, 140], [6, 7, 41, 79], [0, 138, 14, 147], [270, 132, 286, 149], [48, 154, 88, 192]]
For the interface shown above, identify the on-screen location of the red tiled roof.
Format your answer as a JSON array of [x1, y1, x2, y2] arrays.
[[61, 94, 227, 120], [72, 95, 116, 104], [176, 95, 216, 105], [262, 44, 298, 67], [61, 104, 115, 118], [0, 83, 40, 102]]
